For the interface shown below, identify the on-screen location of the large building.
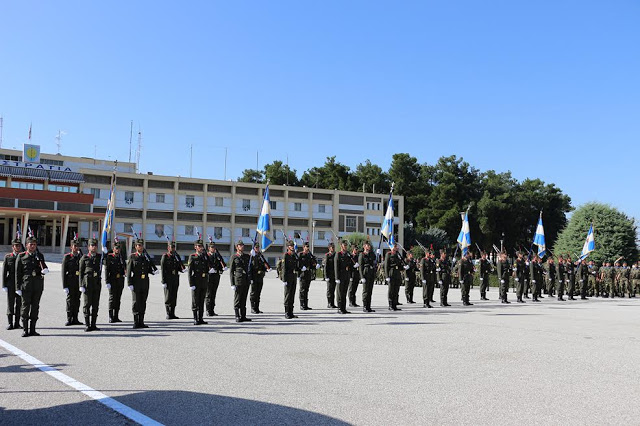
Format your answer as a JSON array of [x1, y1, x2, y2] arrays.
[[0, 147, 404, 264]]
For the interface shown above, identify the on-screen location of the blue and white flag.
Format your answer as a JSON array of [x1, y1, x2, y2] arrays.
[[533, 212, 546, 258], [101, 172, 116, 253], [580, 224, 595, 260], [381, 194, 394, 246], [256, 185, 274, 251], [457, 211, 471, 256]]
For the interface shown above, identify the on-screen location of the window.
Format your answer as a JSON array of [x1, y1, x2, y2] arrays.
[[185, 225, 194, 236], [0, 180, 6, 187], [154, 224, 165, 238], [294, 202, 302, 212], [124, 223, 134, 233], [215, 197, 224, 207], [293, 230, 302, 239], [185, 195, 195, 208], [125, 191, 134, 204], [214, 227, 223, 239], [242, 199, 251, 211], [270, 200, 277, 210], [90, 188, 101, 198], [41, 158, 64, 166], [156, 193, 165, 203], [242, 228, 250, 237], [10, 181, 44, 190], [318, 231, 325, 240], [50, 184, 78, 193], [318, 204, 326, 213], [346, 216, 357, 232], [366, 202, 370, 210]]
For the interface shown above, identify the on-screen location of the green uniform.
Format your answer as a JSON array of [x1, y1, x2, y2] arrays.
[[478, 258, 491, 300], [282, 251, 299, 317], [496, 259, 511, 303], [207, 250, 226, 315], [419, 257, 436, 306], [602, 266, 615, 297], [229, 252, 251, 321], [384, 250, 404, 310], [127, 251, 154, 328], [530, 260, 543, 301], [403, 257, 417, 304], [16, 250, 46, 336], [4, 250, 22, 329], [457, 257, 474, 305], [79, 252, 103, 330], [545, 261, 556, 296], [618, 266, 631, 297], [630, 266, 640, 297], [576, 262, 589, 299], [514, 258, 526, 302], [566, 261, 576, 299], [323, 252, 337, 308], [556, 262, 567, 299], [587, 264, 599, 297], [359, 250, 377, 312], [161, 251, 183, 319], [105, 251, 126, 322], [349, 252, 361, 307], [334, 249, 353, 313], [188, 251, 209, 324], [61, 250, 81, 325], [436, 257, 452, 306], [297, 251, 315, 310]]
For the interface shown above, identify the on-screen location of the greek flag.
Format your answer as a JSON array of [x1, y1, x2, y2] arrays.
[[256, 185, 274, 251], [580, 224, 595, 260], [101, 172, 116, 253], [533, 212, 546, 257], [381, 194, 394, 246], [457, 211, 471, 256]]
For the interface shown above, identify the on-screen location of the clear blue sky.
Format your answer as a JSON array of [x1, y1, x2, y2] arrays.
[[2, 1, 639, 224]]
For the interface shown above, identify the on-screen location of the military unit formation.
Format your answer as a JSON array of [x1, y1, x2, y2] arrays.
[[3, 232, 639, 337]]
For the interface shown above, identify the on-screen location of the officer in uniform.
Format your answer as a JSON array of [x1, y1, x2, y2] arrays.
[[631, 261, 640, 297], [127, 239, 155, 329], [556, 256, 567, 301], [348, 245, 361, 307], [79, 239, 102, 332], [281, 240, 299, 318], [513, 252, 526, 303], [3, 238, 23, 330], [419, 250, 435, 307], [106, 241, 126, 323], [478, 251, 491, 300], [16, 236, 47, 337], [587, 260, 599, 297], [576, 258, 589, 300], [458, 252, 474, 306], [436, 250, 452, 307], [297, 242, 316, 311], [188, 239, 209, 325], [565, 255, 576, 300], [334, 240, 353, 314], [496, 251, 511, 303], [230, 240, 252, 322], [250, 243, 270, 314], [545, 257, 556, 297], [384, 243, 404, 311], [161, 241, 184, 320], [358, 240, 377, 312], [323, 243, 337, 308], [206, 242, 226, 316], [404, 251, 417, 304], [530, 255, 543, 302], [61, 238, 82, 326]]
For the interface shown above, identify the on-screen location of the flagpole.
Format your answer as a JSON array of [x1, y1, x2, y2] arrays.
[[377, 182, 394, 262]]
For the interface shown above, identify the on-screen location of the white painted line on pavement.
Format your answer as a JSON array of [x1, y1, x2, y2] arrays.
[[0, 338, 164, 426]]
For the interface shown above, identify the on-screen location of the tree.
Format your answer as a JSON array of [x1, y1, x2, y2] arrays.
[[300, 156, 357, 191], [345, 232, 368, 249], [353, 160, 390, 194], [553, 202, 638, 264], [238, 169, 264, 183], [264, 161, 299, 186]]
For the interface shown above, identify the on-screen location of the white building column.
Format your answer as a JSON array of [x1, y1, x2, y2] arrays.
[[60, 215, 70, 255]]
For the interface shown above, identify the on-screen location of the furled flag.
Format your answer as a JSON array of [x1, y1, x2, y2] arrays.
[[101, 171, 116, 253], [380, 190, 395, 247], [457, 211, 471, 256], [580, 224, 595, 260], [533, 211, 546, 258], [256, 184, 274, 251]]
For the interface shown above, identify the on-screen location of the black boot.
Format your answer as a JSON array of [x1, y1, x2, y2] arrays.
[[7, 315, 14, 330], [140, 313, 149, 328], [193, 311, 199, 325], [29, 319, 40, 336], [165, 306, 171, 320], [170, 307, 179, 319], [251, 302, 259, 314], [72, 313, 83, 325], [114, 309, 123, 322], [109, 309, 115, 323], [65, 313, 73, 326], [466, 296, 473, 306], [91, 315, 100, 331], [21, 319, 29, 337], [133, 314, 139, 329], [84, 315, 91, 332], [234, 308, 241, 323], [198, 310, 208, 325], [241, 307, 251, 322]]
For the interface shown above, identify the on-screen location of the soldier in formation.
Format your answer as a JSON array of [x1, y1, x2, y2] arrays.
[[188, 239, 209, 325], [497, 251, 511, 304], [16, 237, 47, 337], [250, 243, 270, 314], [478, 251, 491, 300], [127, 239, 155, 329], [281, 240, 299, 318], [206, 242, 226, 316], [297, 242, 315, 311], [419, 249, 436, 308], [106, 241, 126, 323], [436, 250, 452, 307], [61, 238, 83, 326], [229, 240, 252, 322], [161, 240, 184, 320], [359, 240, 377, 312], [384, 242, 404, 311], [404, 251, 417, 304], [323, 243, 337, 309], [79, 239, 103, 331], [334, 240, 353, 314], [3, 238, 23, 330], [457, 252, 474, 306]]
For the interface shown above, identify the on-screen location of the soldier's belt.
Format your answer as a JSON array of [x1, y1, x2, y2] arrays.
[[141, 274, 146, 279], [116, 274, 121, 278], [75, 271, 80, 276]]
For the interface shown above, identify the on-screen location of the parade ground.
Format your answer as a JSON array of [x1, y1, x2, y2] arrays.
[[1, 261, 639, 426]]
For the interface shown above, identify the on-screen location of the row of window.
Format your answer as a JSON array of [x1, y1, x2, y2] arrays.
[[366, 202, 382, 211], [3, 181, 79, 192], [119, 223, 324, 241]]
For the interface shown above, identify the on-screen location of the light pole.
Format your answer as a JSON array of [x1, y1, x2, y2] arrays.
[[311, 220, 317, 253]]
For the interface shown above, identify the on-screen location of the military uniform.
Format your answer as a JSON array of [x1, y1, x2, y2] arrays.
[[250, 248, 269, 314], [161, 246, 184, 320], [323, 248, 337, 308], [358, 248, 377, 312], [16, 238, 46, 337], [3, 241, 23, 330], [348, 250, 361, 307], [545, 260, 556, 296], [565, 260, 576, 300], [514, 256, 526, 302], [282, 243, 299, 318], [297, 247, 316, 311], [188, 244, 209, 325], [530, 259, 543, 302], [106, 247, 126, 323], [419, 254, 436, 307], [630, 263, 640, 297], [457, 256, 474, 306], [436, 255, 452, 307], [404, 255, 417, 304], [496, 256, 511, 303], [587, 263, 599, 297], [478, 257, 491, 300], [61, 245, 82, 326], [334, 244, 353, 314], [127, 241, 155, 328], [601, 264, 615, 298], [79, 245, 103, 332], [230, 241, 252, 322], [556, 260, 567, 300], [207, 247, 226, 316], [385, 249, 404, 310]]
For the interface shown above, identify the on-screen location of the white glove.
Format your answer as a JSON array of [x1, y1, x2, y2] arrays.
[[421, 280, 426, 284], [190, 286, 196, 291], [405, 277, 409, 281], [360, 278, 366, 284], [479, 278, 484, 281], [128, 285, 134, 291], [80, 287, 86, 293], [162, 283, 167, 289], [580, 279, 584, 283], [354, 262, 359, 268], [459, 281, 463, 284], [106, 283, 111, 290], [438, 280, 443, 285], [16, 290, 22, 296], [500, 280, 505, 284], [282, 281, 288, 286], [316, 264, 322, 269], [250, 249, 256, 256], [336, 279, 341, 284], [231, 285, 236, 291], [515, 278, 519, 282], [150, 270, 156, 275], [42, 268, 49, 275], [250, 280, 254, 284], [325, 278, 330, 282], [223, 267, 228, 271], [179, 269, 186, 273], [64, 287, 70, 294], [404, 265, 410, 270], [301, 266, 307, 272], [436, 268, 441, 272], [376, 249, 381, 255], [208, 268, 216, 274], [385, 277, 391, 283]]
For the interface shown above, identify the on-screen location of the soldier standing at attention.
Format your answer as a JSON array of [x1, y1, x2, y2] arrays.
[[16, 237, 47, 337], [565, 255, 576, 300], [79, 239, 102, 332], [556, 256, 566, 301], [206, 242, 226, 316], [281, 240, 299, 319], [161, 241, 184, 320], [230, 240, 252, 322], [530, 255, 542, 302], [61, 239, 82, 326], [496, 252, 511, 304], [250, 243, 270, 314], [105, 242, 126, 323], [419, 250, 435, 308], [359, 240, 377, 312], [404, 251, 417, 304], [323, 243, 337, 308], [297, 242, 315, 311], [334, 240, 352, 314], [619, 261, 631, 298], [545, 257, 556, 297], [3, 238, 24, 330], [127, 239, 155, 329], [587, 260, 599, 297], [188, 239, 209, 325], [478, 251, 491, 300], [436, 250, 452, 307], [576, 259, 589, 300], [630, 261, 640, 297], [458, 252, 474, 306], [384, 242, 403, 311], [514, 252, 526, 303], [348, 245, 361, 307]]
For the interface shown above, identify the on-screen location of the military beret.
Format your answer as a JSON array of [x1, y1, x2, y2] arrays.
[[363, 240, 371, 246], [26, 237, 37, 244], [168, 241, 176, 247], [341, 240, 349, 245], [88, 238, 98, 246], [303, 242, 309, 247], [12, 238, 22, 245], [135, 238, 145, 245], [208, 242, 216, 248], [236, 240, 245, 246], [195, 239, 204, 246], [328, 242, 335, 248], [287, 240, 295, 247], [70, 239, 80, 246]]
